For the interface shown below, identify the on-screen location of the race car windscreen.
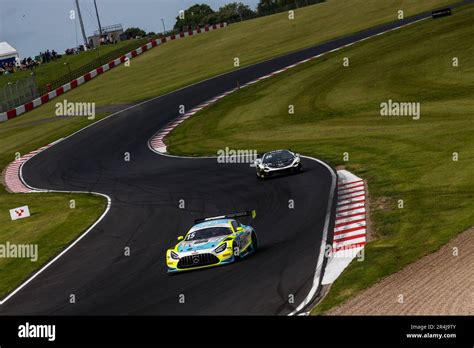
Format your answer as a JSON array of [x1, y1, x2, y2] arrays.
[[263, 150, 293, 163], [185, 227, 232, 241]]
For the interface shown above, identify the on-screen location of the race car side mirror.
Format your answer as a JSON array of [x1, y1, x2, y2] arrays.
[[236, 227, 244, 232], [177, 236, 184, 241]]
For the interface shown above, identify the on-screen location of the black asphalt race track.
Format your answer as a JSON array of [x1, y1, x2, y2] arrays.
[[1, 2, 470, 315]]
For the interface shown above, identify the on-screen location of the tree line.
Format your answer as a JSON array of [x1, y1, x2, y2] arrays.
[[174, 0, 325, 30]]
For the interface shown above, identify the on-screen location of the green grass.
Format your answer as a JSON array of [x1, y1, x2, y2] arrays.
[[0, 193, 106, 298], [0, 0, 455, 112], [0, 0, 460, 302], [165, 4, 474, 313], [0, 113, 107, 299]]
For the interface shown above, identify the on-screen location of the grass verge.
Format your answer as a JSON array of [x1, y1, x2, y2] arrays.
[[0, 114, 107, 300], [165, 4, 474, 313], [0, 193, 106, 298], [1, 0, 455, 114]]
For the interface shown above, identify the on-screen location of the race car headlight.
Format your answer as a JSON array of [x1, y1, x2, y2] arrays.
[[170, 251, 179, 260], [214, 243, 227, 254], [293, 155, 300, 166]]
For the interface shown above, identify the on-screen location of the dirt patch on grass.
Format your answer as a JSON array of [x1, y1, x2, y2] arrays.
[[367, 195, 394, 241], [372, 196, 393, 212], [328, 227, 474, 315], [1, 166, 10, 193]]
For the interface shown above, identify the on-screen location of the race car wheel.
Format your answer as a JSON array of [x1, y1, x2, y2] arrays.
[[232, 242, 241, 261], [251, 232, 258, 251]]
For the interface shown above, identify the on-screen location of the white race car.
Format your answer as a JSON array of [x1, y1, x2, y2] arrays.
[[254, 149, 302, 179]]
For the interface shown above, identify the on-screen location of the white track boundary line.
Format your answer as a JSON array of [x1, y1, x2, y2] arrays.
[[0, 192, 111, 305], [148, 142, 337, 316], [288, 156, 336, 316], [0, 13, 429, 307], [322, 170, 367, 286], [0, 49, 268, 306], [146, 14, 433, 316], [0, 135, 112, 305]]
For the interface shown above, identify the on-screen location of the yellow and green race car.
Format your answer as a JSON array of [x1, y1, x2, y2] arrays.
[[166, 210, 258, 273]]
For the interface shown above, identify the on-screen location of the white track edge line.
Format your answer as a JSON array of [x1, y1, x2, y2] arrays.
[[0, 169, 111, 305], [287, 156, 336, 316], [0, 13, 429, 307], [146, 15, 433, 316]]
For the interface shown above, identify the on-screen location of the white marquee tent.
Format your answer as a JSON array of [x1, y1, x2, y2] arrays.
[[0, 42, 19, 64]]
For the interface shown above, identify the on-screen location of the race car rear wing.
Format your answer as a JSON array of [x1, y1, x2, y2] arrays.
[[194, 210, 256, 224]]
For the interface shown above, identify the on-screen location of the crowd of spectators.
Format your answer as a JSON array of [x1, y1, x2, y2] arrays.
[[0, 55, 41, 75], [65, 47, 77, 55], [0, 61, 16, 75], [20, 57, 38, 70], [65, 44, 89, 55], [39, 49, 59, 63], [0, 48, 64, 76]]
